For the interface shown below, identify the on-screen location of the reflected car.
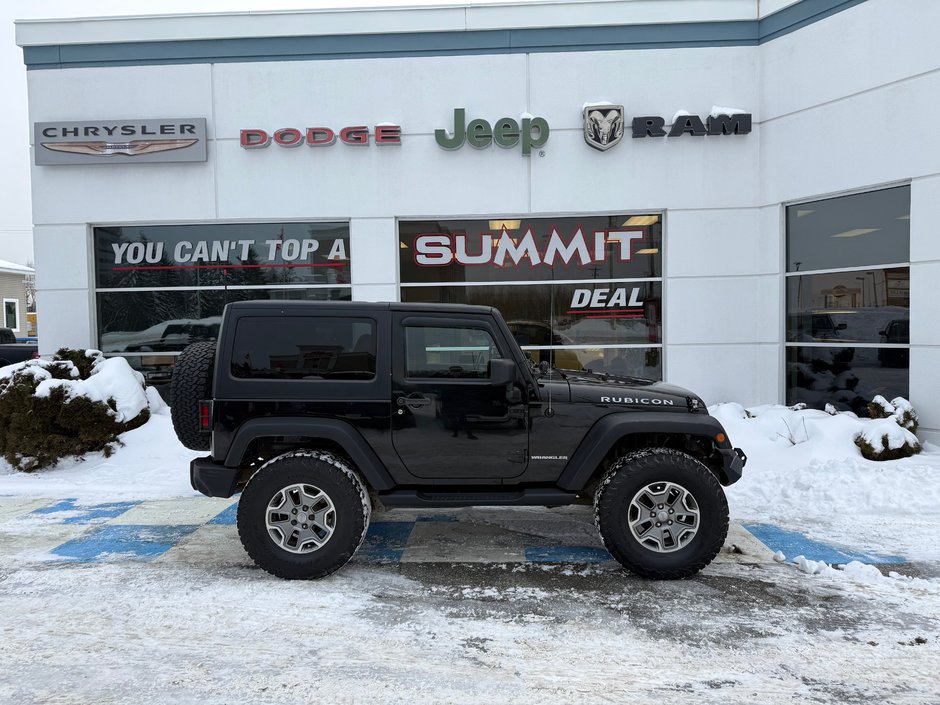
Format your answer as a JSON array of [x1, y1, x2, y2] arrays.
[[786, 313, 847, 342], [125, 322, 221, 353], [878, 319, 909, 367]]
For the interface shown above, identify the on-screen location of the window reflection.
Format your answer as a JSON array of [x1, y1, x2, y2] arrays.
[[401, 284, 662, 379], [786, 346, 909, 414], [97, 288, 351, 354], [785, 267, 909, 343], [785, 186, 911, 413]]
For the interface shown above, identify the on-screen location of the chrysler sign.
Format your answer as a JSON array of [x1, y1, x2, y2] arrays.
[[34, 119, 208, 165]]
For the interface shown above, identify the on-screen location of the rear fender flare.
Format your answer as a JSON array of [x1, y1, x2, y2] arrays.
[[225, 417, 395, 491]]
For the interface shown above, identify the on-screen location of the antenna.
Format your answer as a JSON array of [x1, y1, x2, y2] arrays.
[[547, 282, 554, 415]]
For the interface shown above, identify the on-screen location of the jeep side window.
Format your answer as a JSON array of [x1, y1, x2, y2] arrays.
[[405, 326, 502, 379], [231, 316, 376, 380]]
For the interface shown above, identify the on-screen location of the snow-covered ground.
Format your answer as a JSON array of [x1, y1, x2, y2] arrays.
[[713, 402, 940, 563]]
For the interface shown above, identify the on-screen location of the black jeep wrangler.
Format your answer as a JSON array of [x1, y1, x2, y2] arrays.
[[171, 301, 745, 580]]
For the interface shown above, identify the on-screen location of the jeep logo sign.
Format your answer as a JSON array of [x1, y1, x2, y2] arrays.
[[435, 108, 549, 156]]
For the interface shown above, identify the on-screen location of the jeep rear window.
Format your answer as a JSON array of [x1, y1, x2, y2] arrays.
[[231, 317, 375, 380]]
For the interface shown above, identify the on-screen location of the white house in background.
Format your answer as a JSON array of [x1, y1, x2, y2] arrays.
[[0, 259, 33, 337]]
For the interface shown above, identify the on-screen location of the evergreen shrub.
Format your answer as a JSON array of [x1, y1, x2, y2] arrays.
[[0, 348, 149, 472]]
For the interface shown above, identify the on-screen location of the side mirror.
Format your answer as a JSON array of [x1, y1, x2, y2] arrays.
[[489, 358, 516, 386], [878, 330, 886, 337]]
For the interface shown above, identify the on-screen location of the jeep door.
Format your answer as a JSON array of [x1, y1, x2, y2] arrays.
[[391, 314, 528, 480]]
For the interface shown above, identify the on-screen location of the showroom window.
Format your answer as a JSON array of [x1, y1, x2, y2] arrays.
[[784, 186, 910, 413], [94, 222, 352, 385], [399, 215, 663, 379]]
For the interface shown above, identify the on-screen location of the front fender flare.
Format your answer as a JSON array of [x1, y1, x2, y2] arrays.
[[556, 412, 733, 490]]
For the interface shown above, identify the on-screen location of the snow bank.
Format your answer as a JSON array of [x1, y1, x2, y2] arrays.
[[716, 402, 940, 560], [0, 413, 200, 500]]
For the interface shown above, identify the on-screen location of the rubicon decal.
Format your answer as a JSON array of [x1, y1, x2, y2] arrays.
[[600, 397, 675, 406], [240, 125, 401, 148], [414, 227, 644, 267], [34, 119, 207, 165]]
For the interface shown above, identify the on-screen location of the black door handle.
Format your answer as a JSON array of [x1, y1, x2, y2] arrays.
[[397, 394, 432, 409]]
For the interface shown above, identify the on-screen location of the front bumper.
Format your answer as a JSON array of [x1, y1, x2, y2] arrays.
[[190, 456, 240, 498], [717, 447, 747, 486]]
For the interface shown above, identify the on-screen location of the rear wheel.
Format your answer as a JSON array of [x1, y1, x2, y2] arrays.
[[170, 341, 215, 451], [237, 451, 371, 579], [594, 448, 728, 579]]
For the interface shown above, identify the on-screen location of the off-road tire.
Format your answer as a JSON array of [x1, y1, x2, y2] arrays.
[[594, 448, 728, 579], [170, 341, 215, 451], [237, 450, 371, 580]]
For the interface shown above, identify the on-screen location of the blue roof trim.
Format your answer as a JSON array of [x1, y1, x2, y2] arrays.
[[22, 0, 868, 70], [758, 0, 867, 43]]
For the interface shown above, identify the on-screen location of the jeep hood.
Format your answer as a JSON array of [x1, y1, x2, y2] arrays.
[[560, 370, 705, 410]]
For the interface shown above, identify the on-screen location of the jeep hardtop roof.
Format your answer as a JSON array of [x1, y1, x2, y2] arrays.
[[225, 300, 499, 317]]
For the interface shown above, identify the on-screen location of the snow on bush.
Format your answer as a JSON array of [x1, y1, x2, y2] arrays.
[[0, 349, 150, 472], [867, 395, 918, 433], [854, 418, 921, 461]]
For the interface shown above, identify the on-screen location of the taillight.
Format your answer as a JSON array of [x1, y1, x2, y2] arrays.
[[199, 401, 211, 432]]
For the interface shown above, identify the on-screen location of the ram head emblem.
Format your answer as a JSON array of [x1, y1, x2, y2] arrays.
[[583, 105, 625, 151]]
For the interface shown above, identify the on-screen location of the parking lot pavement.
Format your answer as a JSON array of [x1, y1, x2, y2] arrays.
[[0, 495, 777, 570], [1, 496, 939, 705]]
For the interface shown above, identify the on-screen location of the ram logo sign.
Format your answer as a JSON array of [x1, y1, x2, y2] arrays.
[[583, 105, 624, 151]]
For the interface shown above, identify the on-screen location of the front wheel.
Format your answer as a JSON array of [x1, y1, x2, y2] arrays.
[[237, 450, 371, 579], [594, 448, 728, 579]]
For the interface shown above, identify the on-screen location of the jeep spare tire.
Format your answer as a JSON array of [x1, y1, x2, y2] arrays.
[[171, 341, 216, 451]]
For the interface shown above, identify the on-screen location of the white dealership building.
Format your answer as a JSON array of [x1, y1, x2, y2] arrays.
[[15, 0, 940, 439]]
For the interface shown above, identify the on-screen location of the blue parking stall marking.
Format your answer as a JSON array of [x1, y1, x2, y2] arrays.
[[31, 498, 141, 524], [743, 523, 907, 565], [50, 524, 201, 563], [357, 521, 416, 563], [524, 546, 614, 563], [208, 502, 239, 526]]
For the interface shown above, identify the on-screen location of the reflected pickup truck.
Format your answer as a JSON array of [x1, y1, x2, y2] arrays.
[[171, 301, 745, 581], [0, 327, 39, 366]]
